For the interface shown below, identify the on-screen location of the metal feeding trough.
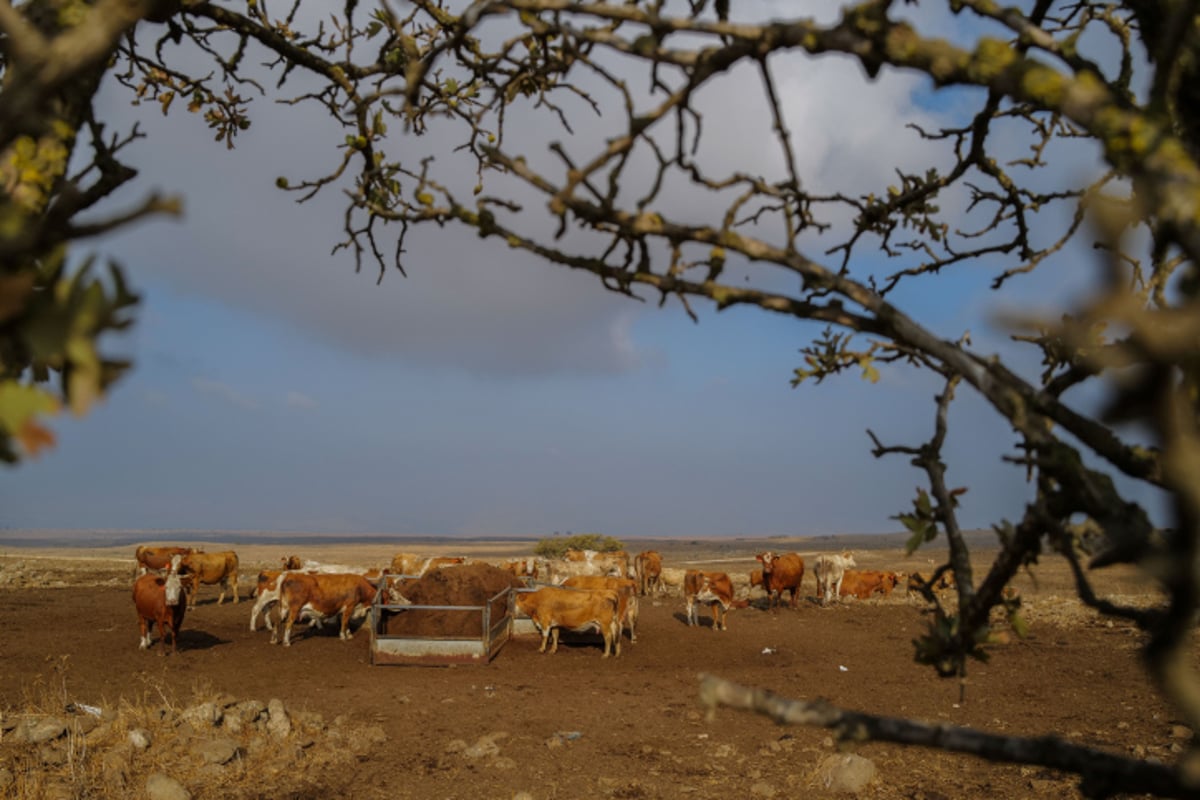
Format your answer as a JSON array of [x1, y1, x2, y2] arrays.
[[368, 579, 516, 666]]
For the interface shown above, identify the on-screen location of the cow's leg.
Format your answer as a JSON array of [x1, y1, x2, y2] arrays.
[[538, 626, 550, 654], [139, 617, 151, 650], [230, 574, 239, 603], [686, 598, 696, 626], [249, 593, 270, 632], [340, 606, 354, 640], [549, 627, 561, 654]]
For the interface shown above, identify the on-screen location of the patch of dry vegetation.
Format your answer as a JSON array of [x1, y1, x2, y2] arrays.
[[0, 657, 385, 799]]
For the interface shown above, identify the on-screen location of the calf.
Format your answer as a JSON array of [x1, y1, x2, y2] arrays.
[[180, 551, 240, 608], [133, 555, 187, 654], [252, 563, 384, 632], [633, 550, 663, 596], [684, 570, 747, 631], [514, 586, 621, 657], [562, 575, 639, 643], [755, 551, 805, 610], [271, 572, 378, 647], [813, 551, 857, 605]]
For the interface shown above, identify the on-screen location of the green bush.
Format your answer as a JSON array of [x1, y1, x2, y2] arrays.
[[533, 534, 625, 558]]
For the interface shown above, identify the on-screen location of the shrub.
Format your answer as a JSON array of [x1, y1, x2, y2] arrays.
[[533, 534, 625, 558]]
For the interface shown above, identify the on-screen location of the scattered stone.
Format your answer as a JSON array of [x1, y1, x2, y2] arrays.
[[266, 699, 292, 739], [40, 743, 68, 766], [129, 728, 152, 750], [463, 732, 507, 759], [750, 781, 776, 797], [233, 700, 267, 725], [194, 737, 241, 765], [1171, 725, 1192, 740], [145, 772, 191, 800], [18, 716, 67, 744], [492, 756, 517, 770], [180, 702, 222, 729], [815, 753, 877, 793]]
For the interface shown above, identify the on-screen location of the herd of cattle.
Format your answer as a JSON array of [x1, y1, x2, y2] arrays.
[[130, 545, 956, 657]]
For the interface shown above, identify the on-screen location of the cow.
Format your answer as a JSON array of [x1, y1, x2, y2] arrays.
[[514, 586, 621, 657], [684, 570, 747, 631], [562, 549, 630, 578], [179, 551, 240, 609], [389, 553, 467, 576], [271, 572, 379, 647], [839, 569, 901, 600], [562, 575, 639, 643], [659, 567, 687, 596], [133, 555, 187, 654], [133, 545, 199, 577], [251, 562, 385, 631], [755, 551, 805, 610], [544, 557, 613, 584], [501, 557, 540, 581], [813, 551, 857, 605], [633, 550, 663, 596]]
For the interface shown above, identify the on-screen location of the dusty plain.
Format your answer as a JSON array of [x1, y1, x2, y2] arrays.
[[0, 533, 1182, 799]]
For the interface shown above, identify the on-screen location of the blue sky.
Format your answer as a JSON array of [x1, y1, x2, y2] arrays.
[[0, 3, 1145, 538]]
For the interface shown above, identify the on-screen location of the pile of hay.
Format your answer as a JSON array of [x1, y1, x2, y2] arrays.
[[381, 563, 525, 637]]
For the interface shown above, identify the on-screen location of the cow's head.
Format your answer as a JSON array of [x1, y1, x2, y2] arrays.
[[755, 552, 777, 573], [281, 555, 303, 570], [165, 554, 184, 606]]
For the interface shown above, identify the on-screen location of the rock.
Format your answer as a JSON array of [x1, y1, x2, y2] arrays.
[[145, 773, 191, 800], [194, 737, 241, 765], [492, 756, 517, 770], [180, 702, 222, 729], [233, 700, 267, 724], [266, 699, 291, 739], [293, 710, 325, 731], [129, 728, 152, 750], [1171, 725, 1192, 740], [464, 732, 507, 759], [815, 753, 877, 793], [750, 781, 776, 797], [18, 716, 67, 744], [40, 743, 68, 766]]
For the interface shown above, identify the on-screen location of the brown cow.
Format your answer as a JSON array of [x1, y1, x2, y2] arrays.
[[840, 569, 901, 600], [633, 551, 663, 596], [515, 586, 621, 657], [684, 571, 747, 631], [755, 551, 805, 610], [562, 575, 639, 643], [272, 572, 378, 646], [133, 545, 199, 577], [180, 551, 240, 608], [133, 555, 188, 654], [252, 562, 385, 631]]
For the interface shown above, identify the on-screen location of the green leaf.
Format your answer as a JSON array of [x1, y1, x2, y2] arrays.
[[0, 381, 60, 434]]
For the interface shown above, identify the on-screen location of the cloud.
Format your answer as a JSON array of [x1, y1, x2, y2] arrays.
[[285, 391, 318, 410], [191, 378, 259, 410]]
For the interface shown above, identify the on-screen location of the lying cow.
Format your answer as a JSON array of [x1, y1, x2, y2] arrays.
[[179, 551, 240, 608], [684, 570, 747, 631], [514, 586, 621, 657], [840, 569, 901, 600], [562, 575, 639, 643], [133, 554, 188, 654], [813, 551, 857, 605], [271, 572, 379, 647]]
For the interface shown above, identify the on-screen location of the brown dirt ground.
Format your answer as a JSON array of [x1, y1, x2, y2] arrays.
[[0, 537, 1186, 799]]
